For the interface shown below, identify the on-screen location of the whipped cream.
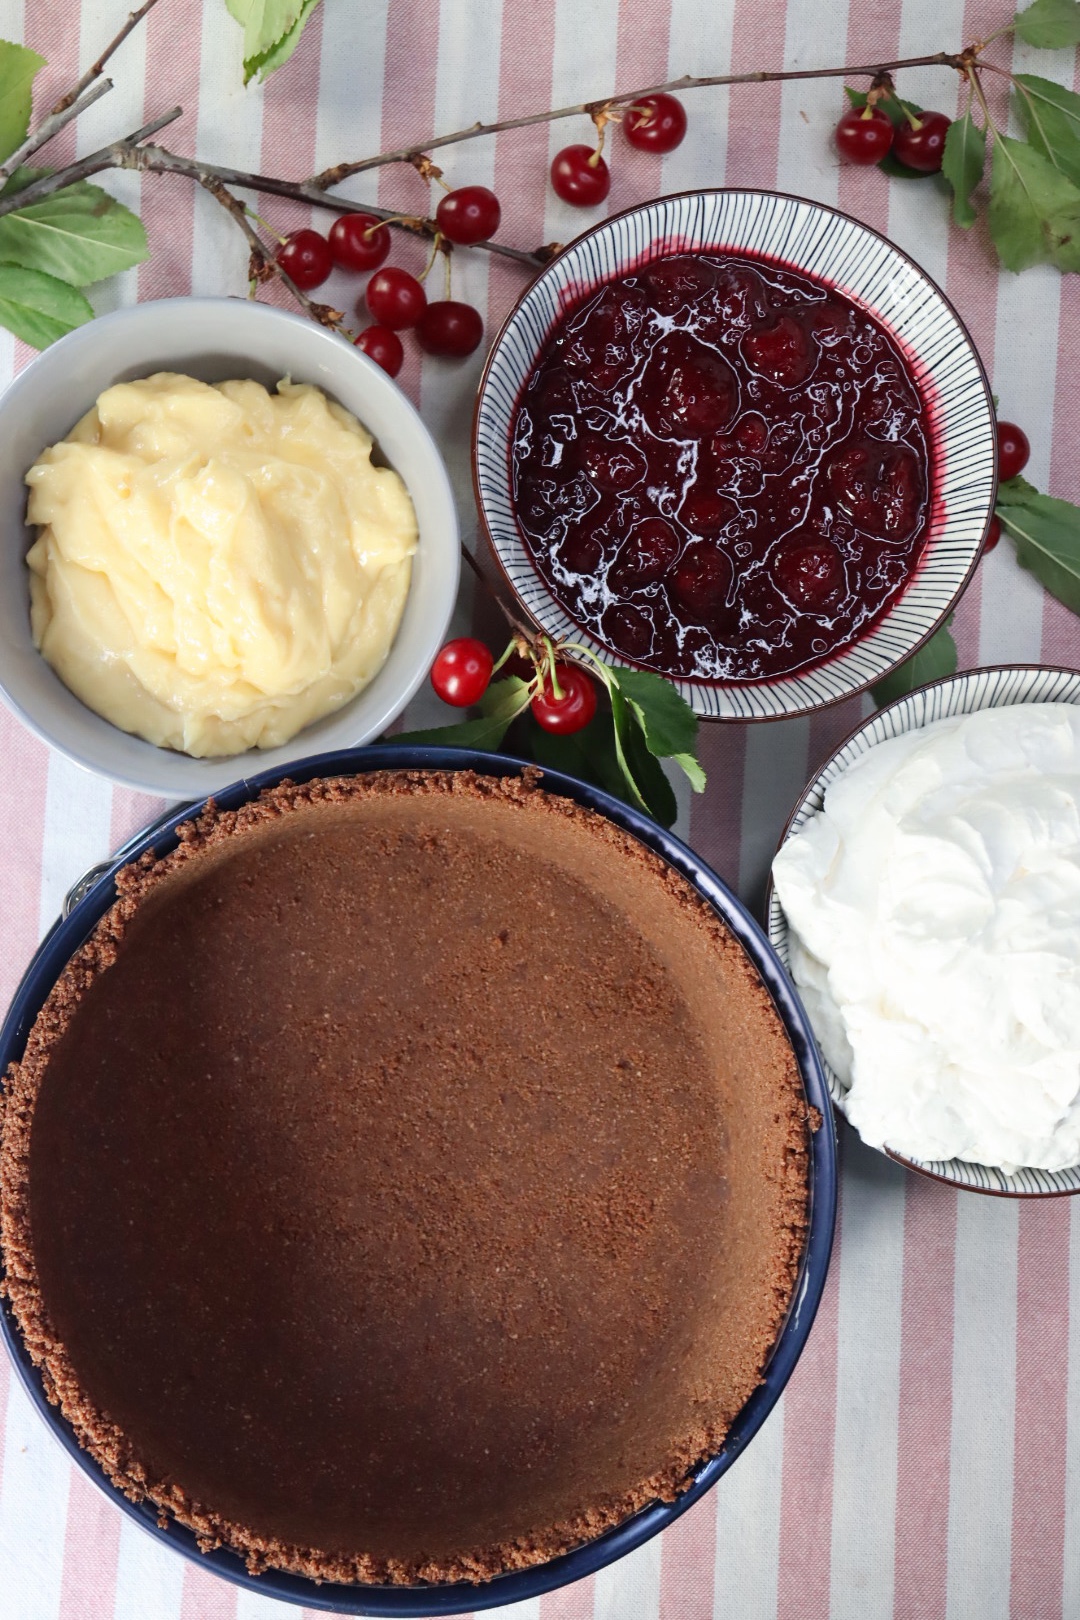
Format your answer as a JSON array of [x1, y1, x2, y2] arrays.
[[772, 703, 1080, 1171]]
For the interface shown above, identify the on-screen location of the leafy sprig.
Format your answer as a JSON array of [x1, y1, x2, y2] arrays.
[[394, 633, 705, 828], [224, 0, 323, 86], [0, 51, 146, 345]]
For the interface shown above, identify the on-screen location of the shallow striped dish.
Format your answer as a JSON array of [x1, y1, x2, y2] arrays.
[[768, 665, 1080, 1197], [473, 190, 997, 721]]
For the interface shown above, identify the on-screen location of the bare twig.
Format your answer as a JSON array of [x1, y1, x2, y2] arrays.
[[0, 108, 183, 217], [137, 148, 550, 266], [311, 53, 970, 186], [0, 79, 114, 185], [49, 0, 163, 115], [193, 173, 349, 334]]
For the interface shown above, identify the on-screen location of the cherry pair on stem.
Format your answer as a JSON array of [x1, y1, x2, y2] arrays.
[[431, 636, 598, 735], [550, 92, 688, 207]]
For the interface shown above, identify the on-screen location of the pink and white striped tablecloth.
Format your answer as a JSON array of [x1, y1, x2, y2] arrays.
[[1, 0, 1078, 1615]]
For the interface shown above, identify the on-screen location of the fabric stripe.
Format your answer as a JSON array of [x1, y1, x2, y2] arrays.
[[57, 1471, 122, 1620], [712, 1403, 784, 1620], [593, 1533, 662, 1620], [775, 1157, 842, 1620], [1010, 1201, 1070, 1620], [893, 1180, 958, 1620], [827, 1139, 906, 1620], [540, 1575, 595, 1620], [111, 1517, 185, 1620], [0, 1377, 72, 1620], [658, 1497, 716, 1620], [945, 1195, 1018, 1620], [179, 1560, 238, 1620]]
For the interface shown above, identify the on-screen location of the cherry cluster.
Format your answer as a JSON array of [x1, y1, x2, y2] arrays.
[[550, 93, 687, 207], [431, 637, 598, 734], [274, 184, 501, 376], [835, 101, 951, 172]]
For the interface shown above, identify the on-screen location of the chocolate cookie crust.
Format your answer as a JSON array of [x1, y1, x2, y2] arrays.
[[1, 769, 810, 1586]]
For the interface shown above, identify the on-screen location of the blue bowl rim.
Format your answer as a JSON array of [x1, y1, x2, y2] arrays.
[[0, 745, 837, 1616]]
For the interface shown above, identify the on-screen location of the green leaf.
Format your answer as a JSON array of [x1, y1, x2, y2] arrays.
[[0, 42, 44, 165], [671, 752, 707, 793], [1, 163, 46, 198], [988, 133, 1080, 271], [477, 674, 532, 720], [390, 674, 531, 751], [995, 472, 1040, 503], [0, 181, 147, 285], [996, 484, 1080, 613], [608, 686, 678, 825], [1014, 0, 1080, 49], [226, 0, 321, 83], [0, 262, 93, 347], [528, 711, 629, 803], [607, 666, 698, 760], [942, 112, 986, 228], [871, 619, 957, 707], [388, 711, 516, 751], [1014, 74, 1080, 189]]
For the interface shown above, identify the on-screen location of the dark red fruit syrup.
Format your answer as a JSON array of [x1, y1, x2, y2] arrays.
[[510, 251, 931, 681]]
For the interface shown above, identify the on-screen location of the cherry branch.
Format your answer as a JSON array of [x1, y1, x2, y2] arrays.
[[192, 172, 348, 332], [0, 107, 183, 215], [49, 0, 163, 115], [0, 79, 114, 185], [0, 0, 164, 186], [310, 52, 974, 187], [135, 147, 553, 267]]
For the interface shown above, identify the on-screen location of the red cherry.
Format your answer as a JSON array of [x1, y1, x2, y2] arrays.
[[365, 267, 427, 330], [435, 185, 502, 245], [773, 539, 845, 608], [551, 145, 611, 207], [430, 638, 494, 706], [354, 325, 404, 377], [531, 664, 598, 734], [275, 229, 333, 290], [892, 111, 951, 173], [997, 421, 1030, 483], [416, 300, 484, 357], [835, 106, 895, 165], [624, 93, 687, 154], [328, 213, 391, 272], [984, 515, 1002, 553]]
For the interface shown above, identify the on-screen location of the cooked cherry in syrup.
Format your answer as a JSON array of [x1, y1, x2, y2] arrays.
[[511, 251, 931, 681]]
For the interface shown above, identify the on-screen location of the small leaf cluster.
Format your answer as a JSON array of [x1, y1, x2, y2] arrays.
[[0, 43, 147, 348], [395, 647, 705, 829], [225, 0, 323, 85]]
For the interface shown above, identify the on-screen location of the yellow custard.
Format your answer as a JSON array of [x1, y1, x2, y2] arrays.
[[25, 373, 418, 757]]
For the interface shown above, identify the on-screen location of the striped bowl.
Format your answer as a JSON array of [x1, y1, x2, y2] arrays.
[[473, 190, 997, 721], [767, 665, 1080, 1197]]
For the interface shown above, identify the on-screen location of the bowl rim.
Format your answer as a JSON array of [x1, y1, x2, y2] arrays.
[[0, 744, 837, 1615], [0, 296, 460, 796], [470, 186, 997, 722], [765, 662, 1080, 1197]]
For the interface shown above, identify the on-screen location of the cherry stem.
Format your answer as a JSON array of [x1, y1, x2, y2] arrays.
[[310, 49, 984, 188], [245, 205, 286, 244]]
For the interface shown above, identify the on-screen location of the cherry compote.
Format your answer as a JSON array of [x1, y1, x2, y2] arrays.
[[511, 250, 931, 681]]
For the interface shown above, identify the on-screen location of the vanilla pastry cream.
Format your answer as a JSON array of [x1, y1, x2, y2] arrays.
[[772, 703, 1080, 1172], [25, 373, 417, 757]]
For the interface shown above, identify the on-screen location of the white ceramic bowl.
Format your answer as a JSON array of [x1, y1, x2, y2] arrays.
[[0, 297, 460, 797], [474, 190, 996, 721], [768, 664, 1080, 1196]]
